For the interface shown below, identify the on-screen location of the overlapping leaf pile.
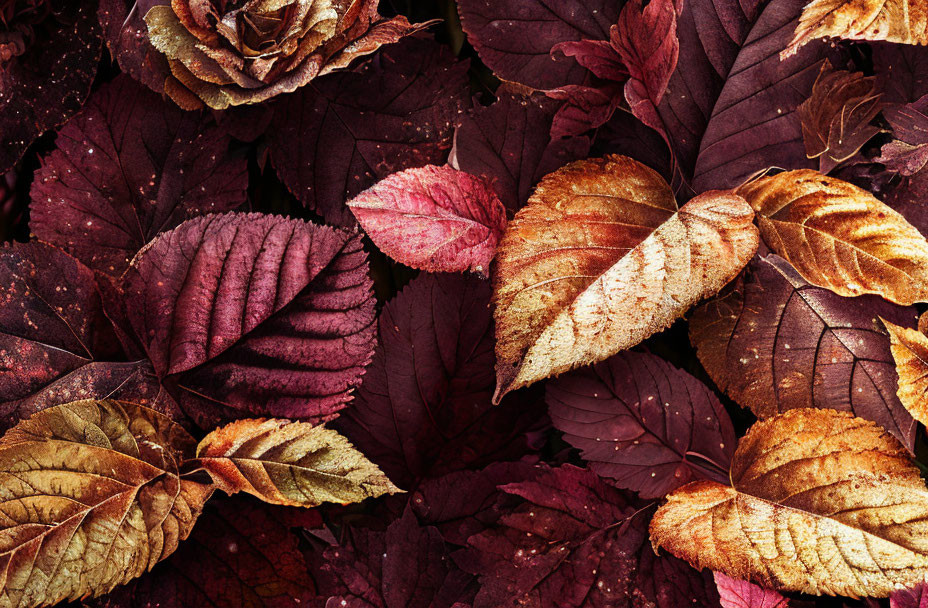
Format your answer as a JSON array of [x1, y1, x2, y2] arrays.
[[3, 0, 928, 606]]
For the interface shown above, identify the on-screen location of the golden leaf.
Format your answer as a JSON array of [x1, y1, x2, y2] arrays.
[[884, 316, 928, 426], [190, 418, 401, 507], [738, 170, 928, 305], [784, 0, 928, 57], [0, 400, 213, 607], [492, 155, 758, 401], [650, 408, 928, 597]]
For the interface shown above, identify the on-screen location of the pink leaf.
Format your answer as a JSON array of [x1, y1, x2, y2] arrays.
[[892, 582, 928, 608], [714, 572, 789, 608]]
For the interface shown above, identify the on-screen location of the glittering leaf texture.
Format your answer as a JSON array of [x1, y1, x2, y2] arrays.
[[714, 572, 790, 608]]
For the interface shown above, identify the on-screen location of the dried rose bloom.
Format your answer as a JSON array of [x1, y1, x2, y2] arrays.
[[144, 0, 428, 110]]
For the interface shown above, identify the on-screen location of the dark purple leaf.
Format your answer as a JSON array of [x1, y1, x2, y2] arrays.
[[885, 172, 928, 235], [689, 254, 919, 450], [592, 110, 672, 181], [266, 37, 469, 227], [0, 0, 101, 172], [322, 506, 476, 608], [449, 91, 590, 214], [546, 350, 735, 499], [878, 94, 928, 176], [456, 0, 621, 90], [94, 497, 322, 608], [456, 464, 647, 608], [874, 43, 928, 105], [637, 552, 721, 608], [892, 583, 928, 608], [547, 82, 624, 138], [121, 212, 377, 427], [30, 75, 248, 277], [334, 272, 547, 489]]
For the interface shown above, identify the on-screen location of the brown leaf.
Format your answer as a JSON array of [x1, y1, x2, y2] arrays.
[[798, 61, 885, 173], [492, 155, 758, 401], [738, 170, 928, 305], [650, 408, 928, 597], [190, 418, 401, 507], [884, 318, 928, 426], [784, 0, 928, 57], [0, 399, 213, 607]]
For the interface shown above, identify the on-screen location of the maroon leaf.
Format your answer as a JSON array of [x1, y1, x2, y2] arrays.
[[97, 0, 169, 93], [30, 75, 248, 277], [334, 272, 547, 489], [593, 110, 673, 181], [267, 37, 469, 227], [348, 165, 507, 277], [456, 464, 647, 608], [94, 497, 322, 608], [0, 0, 101, 172], [714, 572, 789, 608], [874, 43, 928, 105], [555, 38, 628, 82], [449, 91, 590, 213], [322, 506, 476, 608], [689, 254, 919, 449], [638, 551, 721, 608], [122, 212, 377, 427], [886, 173, 928, 236], [548, 82, 625, 138], [456, 0, 621, 90], [892, 583, 928, 608], [546, 350, 735, 499], [878, 94, 928, 177]]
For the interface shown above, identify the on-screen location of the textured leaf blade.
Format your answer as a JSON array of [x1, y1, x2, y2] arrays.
[[192, 418, 400, 507], [893, 583, 928, 608], [884, 318, 928, 428], [650, 408, 928, 597], [493, 155, 758, 400], [714, 572, 789, 608], [738, 170, 928, 305], [348, 165, 507, 277]]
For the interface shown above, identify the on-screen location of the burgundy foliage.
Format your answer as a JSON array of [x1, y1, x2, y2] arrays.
[[714, 572, 789, 608], [893, 583, 928, 608]]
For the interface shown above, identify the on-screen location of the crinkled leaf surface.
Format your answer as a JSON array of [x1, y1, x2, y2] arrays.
[[714, 572, 789, 608], [0, 0, 101, 172], [875, 43, 928, 104], [493, 155, 758, 400], [690, 254, 919, 449], [449, 91, 590, 214], [650, 408, 928, 597], [335, 272, 546, 489], [122, 212, 376, 427], [547, 350, 735, 498], [30, 75, 247, 277], [738, 169, 928, 305], [884, 319, 928, 428], [267, 37, 468, 227], [0, 399, 213, 607], [191, 418, 399, 507], [893, 583, 928, 608], [348, 165, 507, 277], [456, 0, 622, 90]]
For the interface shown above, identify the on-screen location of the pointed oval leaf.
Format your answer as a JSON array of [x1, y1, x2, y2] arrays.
[[650, 408, 928, 597], [493, 155, 758, 400], [714, 572, 789, 608], [0, 399, 213, 607], [191, 418, 399, 507], [738, 170, 928, 305], [546, 350, 735, 498], [884, 318, 928, 427], [122, 212, 377, 426], [348, 165, 507, 277], [690, 255, 918, 449]]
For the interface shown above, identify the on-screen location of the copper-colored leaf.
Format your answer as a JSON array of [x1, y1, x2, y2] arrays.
[[493, 155, 758, 401], [738, 170, 928, 305], [650, 408, 928, 597], [190, 418, 400, 507], [0, 399, 213, 607], [884, 317, 928, 426], [784, 0, 928, 58]]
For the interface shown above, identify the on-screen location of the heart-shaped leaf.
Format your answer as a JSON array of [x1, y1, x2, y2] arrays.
[[493, 155, 758, 400]]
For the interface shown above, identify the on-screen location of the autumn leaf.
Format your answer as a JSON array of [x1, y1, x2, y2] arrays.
[[650, 408, 928, 597], [189, 418, 400, 507], [893, 583, 928, 608], [347, 165, 507, 277], [493, 155, 758, 401], [883, 316, 928, 427], [784, 0, 928, 58], [738, 169, 928, 305], [0, 399, 214, 607], [714, 572, 790, 608]]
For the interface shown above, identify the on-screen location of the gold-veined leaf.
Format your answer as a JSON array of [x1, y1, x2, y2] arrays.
[[492, 155, 758, 401], [189, 418, 401, 507], [650, 408, 928, 597], [884, 315, 928, 426], [738, 169, 928, 305]]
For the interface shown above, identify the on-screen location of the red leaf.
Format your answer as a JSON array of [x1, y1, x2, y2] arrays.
[[892, 583, 928, 608], [267, 38, 469, 227], [97, 0, 169, 94], [555, 39, 628, 82], [546, 350, 735, 498], [348, 165, 507, 277], [714, 572, 789, 608], [30, 75, 248, 277], [334, 273, 547, 489], [122, 212, 376, 426], [449, 92, 591, 214], [638, 551, 721, 607], [548, 83, 625, 138]]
